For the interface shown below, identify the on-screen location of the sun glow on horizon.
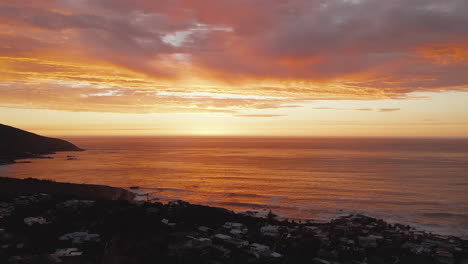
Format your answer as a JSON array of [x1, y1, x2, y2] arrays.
[[0, 0, 467, 137]]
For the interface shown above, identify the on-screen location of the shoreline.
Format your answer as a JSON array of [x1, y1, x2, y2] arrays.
[[0, 154, 51, 166], [0, 177, 467, 263], [0, 150, 82, 166], [129, 187, 468, 240], [3, 135, 467, 242], [0, 177, 135, 201]]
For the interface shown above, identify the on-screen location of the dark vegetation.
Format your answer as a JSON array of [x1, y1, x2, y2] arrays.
[[0, 178, 467, 264]]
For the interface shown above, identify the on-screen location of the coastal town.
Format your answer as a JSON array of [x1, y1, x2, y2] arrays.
[[0, 178, 467, 264]]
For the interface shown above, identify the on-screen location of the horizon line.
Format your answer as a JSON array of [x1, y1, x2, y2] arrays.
[[56, 134, 468, 139]]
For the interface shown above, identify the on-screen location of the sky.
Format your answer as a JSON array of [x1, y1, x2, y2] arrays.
[[0, 0, 467, 137]]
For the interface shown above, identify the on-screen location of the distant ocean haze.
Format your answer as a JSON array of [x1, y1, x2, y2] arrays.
[[1, 136, 467, 237]]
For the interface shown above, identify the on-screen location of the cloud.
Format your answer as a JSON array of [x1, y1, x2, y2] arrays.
[[312, 107, 399, 112], [312, 107, 335, 110], [378, 108, 400, 112], [0, 0, 468, 113], [234, 114, 286, 118], [0, 81, 302, 113]]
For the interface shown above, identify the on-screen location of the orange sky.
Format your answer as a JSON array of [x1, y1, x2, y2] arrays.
[[0, 0, 467, 137]]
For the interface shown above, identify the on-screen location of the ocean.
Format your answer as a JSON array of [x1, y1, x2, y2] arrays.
[[1, 136, 467, 237]]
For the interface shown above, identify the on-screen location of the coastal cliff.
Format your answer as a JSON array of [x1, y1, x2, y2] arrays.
[[0, 124, 83, 164]]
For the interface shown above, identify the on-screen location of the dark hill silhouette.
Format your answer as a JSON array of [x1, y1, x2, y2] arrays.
[[0, 124, 82, 163]]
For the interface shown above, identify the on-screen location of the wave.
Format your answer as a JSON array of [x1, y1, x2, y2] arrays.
[[142, 187, 186, 192], [421, 212, 468, 219], [212, 201, 282, 209], [225, 192, 270, 198]]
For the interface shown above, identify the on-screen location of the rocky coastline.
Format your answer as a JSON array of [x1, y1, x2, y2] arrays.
[[0, 177, 466, 264]]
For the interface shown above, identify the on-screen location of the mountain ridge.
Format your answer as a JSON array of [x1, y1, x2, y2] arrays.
[[0, 124, 83, 163]]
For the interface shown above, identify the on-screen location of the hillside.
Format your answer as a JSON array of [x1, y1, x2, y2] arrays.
[[0, 124, 82, 163]]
